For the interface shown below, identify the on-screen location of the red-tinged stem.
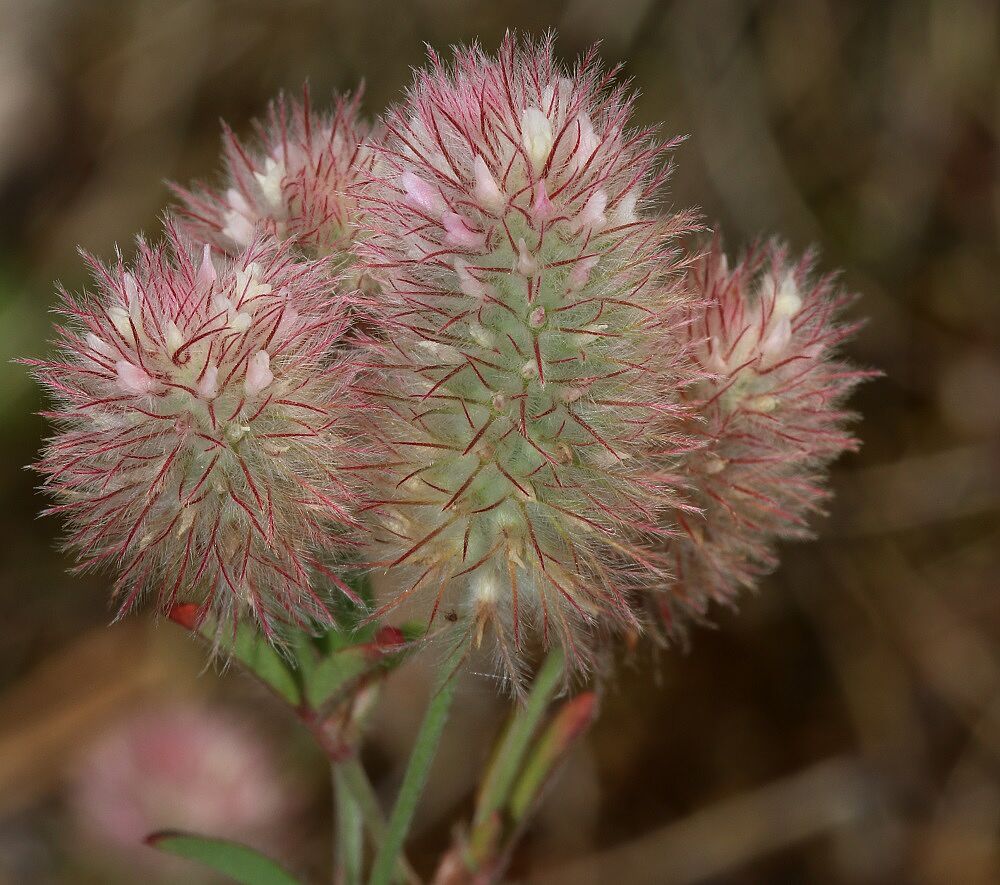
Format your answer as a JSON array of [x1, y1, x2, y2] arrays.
[[432, 685, 597, 885]]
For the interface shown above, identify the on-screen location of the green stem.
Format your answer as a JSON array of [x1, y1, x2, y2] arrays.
[[339, 757, 420, 885], [334, 764, 364, 885], [339, 756, 387, 841], [368, 637, 467, 885], [473, 647, 565, 827]]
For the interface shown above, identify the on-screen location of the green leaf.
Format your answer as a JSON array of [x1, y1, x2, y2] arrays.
[[338, 756, 421, 885], [368, 635, 468, 885], [320, 621, 378, 654], [146, 832, 304, 885], [508, 692, 598, 820], [473, 647, 565, 828], [334, 765, 364, 885], [397, 621, 426, 643], [320, 570, 377, 639], [303, 647, 370, 709]]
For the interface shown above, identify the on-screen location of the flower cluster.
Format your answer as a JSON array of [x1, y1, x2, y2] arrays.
[[656, 241, 868, 629], [32, 36, 867, 679], [173, 88, 374, 262], [32, 230, 361, 635], [353, 36, 697, 678]]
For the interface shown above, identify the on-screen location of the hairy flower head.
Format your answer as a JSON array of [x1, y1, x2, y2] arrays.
[[32, 229, 362, 635], [174, 87, 374, 262], [658, 239, 869, 628], [354, 36, 696, 680]]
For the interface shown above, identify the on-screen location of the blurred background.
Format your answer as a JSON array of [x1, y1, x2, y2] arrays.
[[1, 0, 998, 882]]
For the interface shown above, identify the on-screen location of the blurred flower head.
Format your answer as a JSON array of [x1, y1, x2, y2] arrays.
[[70, 704, 293, 874], [354, 34, 696, 683], [31, 228, 362, 636]]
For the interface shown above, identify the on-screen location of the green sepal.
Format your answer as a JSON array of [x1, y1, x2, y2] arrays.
[[168, 589, 424, 713], [295, 620, 425, 711]]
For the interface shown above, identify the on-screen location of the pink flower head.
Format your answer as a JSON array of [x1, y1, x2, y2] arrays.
[[173, 87, 374, 261], [32, 227, 362, 636], [659, 239, 870, 627], [354, 35, 696, 681], [71, 704, 294, 871]]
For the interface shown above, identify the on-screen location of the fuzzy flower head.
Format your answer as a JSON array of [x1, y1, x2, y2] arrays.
[[356, 35, 695, 680], [33, 229, 361, 636], [659, 239, 868, 627], [174, 88, 374, 261]]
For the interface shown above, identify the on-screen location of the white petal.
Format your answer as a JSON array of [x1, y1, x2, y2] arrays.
[[115, 360, 156, 395], [454, 259, 487, 298], [108, 306, 133, 339], [515, 238, 538, 276], [122, 272, 140, 309], [573, 113, 599, 172], [521, 107, 554, 173], [165, 321, 185, 354], [400, 171, 444, 215], [254, 157, 285, 210], [574, 189, 607, 232], [568, 255, 599, 290], [469, 321, 493, 347], [748, 394, 779, 413], [473, 570, 501, 603], [472, 155, 504, 210], [233, 264, 272, 304], [244, 350, 273, 396], [222, 209, 255, 247], [614, 191, 638, 226], [198, 363, 219, 400], [443, 212, 485, 249], [85, 333, 115, 359], [226, 187, 252, 216], [531, 180, 554, 221], [762, 316, 792, 357], [275, 306, 300, 339], [416, 340, 459, 362], [196, 244, 217, 289], [774, 274, 803, 317]]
